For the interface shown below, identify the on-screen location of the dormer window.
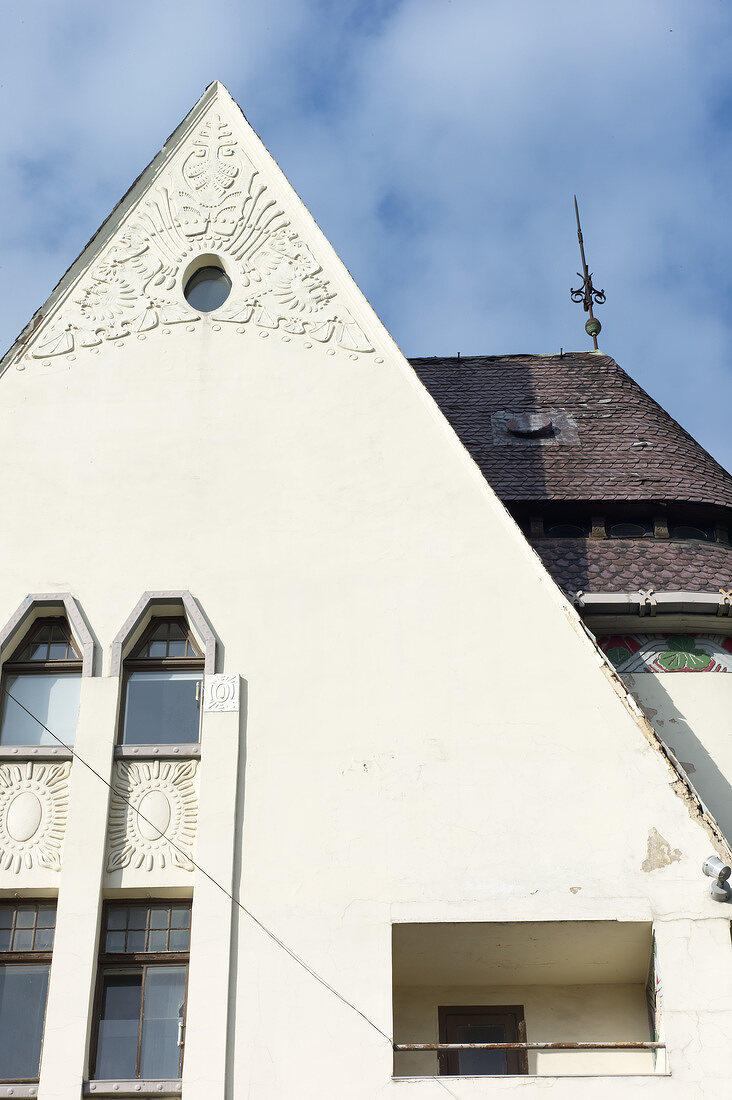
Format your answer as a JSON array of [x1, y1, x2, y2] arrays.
[[608, 522, 653, 539], [0, 618, 82, 747], [119, 618, 203, 747]]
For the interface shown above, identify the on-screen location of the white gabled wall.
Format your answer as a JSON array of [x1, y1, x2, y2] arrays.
[[0, 84, 726, 1098]]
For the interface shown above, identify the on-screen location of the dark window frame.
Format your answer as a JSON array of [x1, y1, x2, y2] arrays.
[[0, 900, 57, 1084], [438, 1004, 528, 1077], [0, 617, 82, 747], [117, 617, 204, 748], [90, 901, 191, 1082]]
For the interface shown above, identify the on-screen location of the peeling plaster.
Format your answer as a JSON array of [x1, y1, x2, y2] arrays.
[[642, 827, 683, 872]]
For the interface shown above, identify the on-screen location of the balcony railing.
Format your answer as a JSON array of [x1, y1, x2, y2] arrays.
[[394, 1042, 665, 1052]]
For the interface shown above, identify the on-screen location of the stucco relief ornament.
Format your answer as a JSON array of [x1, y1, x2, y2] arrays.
[[203, 673, 240, 712], [28, 112, 373, 361], [106, 759, 198, 873], [0, 760, 71, 873]]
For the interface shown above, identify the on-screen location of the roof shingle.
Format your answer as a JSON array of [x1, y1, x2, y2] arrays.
[[411, 352, 732, 508], [530, 538, 732, 594]]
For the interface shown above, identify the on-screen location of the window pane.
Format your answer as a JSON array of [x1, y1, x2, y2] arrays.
[[0, 672, 81, 747], [126, 930, 146, 953], [148, 930, 168, 952], [14, 929, 33, 951], [184, 266, 231, 312], [0, 964, 49, 1079], [168, 929, 189, 951], [127, 908, 148, 930], [106, 931, 125, 953], [107, 907, 127, 931], [140, 966, 186, 1079], [170, 906, 191, 928], [0, 907, 13, 929], [36, 905, 56, 928], [456, 1024, 507, 1075], [0, 930, 11, 951], [34, 927, 54, 951], [15, 906, 35, 928], [94, 972, 142, 1080], [149, 907, 169, 930], [122, 671, 201, 745]]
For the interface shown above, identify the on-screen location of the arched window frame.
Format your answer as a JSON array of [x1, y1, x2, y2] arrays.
[[0, 594, 94, 757]]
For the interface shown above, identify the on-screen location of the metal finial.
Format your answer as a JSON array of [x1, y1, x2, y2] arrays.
[[570, 196, 606, 350]]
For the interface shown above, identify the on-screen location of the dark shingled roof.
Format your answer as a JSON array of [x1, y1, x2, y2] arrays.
[[411, 352, 732, 508], [529, 538, 732, 594], [411, 351, 732, 594]]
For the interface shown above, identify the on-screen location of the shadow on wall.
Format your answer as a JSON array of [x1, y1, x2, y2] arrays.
[[624, 673, 732, 846]]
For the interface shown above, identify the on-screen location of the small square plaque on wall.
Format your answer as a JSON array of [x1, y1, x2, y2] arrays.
[[203, 674, 240, 712]]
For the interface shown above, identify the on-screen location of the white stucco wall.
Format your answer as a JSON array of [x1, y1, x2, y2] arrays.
[[0, 84, 728, 1100], [622, 673, 732, 844]]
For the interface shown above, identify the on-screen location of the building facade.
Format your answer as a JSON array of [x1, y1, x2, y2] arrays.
[[0, 82, 729, 1098]]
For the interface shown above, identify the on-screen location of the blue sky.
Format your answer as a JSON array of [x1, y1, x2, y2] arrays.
[[1, 1, 731, 470]]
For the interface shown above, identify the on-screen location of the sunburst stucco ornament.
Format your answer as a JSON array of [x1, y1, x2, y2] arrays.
[[106, 759, 198, 872], [0, 760, 71, 873]]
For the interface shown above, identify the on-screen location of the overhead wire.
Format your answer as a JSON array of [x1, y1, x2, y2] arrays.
[[2, 686, 394, 1048]]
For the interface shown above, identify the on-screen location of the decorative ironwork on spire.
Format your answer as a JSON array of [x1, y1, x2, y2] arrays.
[[570, 196, 605, 350]]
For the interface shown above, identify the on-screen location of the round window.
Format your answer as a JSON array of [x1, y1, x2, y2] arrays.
[[184, 265, 231, 313]]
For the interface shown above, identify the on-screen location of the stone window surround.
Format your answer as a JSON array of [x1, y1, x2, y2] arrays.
[[0, 594, 94, 761], [110, 592, 216, 678]]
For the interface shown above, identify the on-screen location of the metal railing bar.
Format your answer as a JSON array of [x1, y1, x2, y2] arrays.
[[394, 1042, 665, 1051]]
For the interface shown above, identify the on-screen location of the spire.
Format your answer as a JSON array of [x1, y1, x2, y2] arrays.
[[570, 195, 606, 350]]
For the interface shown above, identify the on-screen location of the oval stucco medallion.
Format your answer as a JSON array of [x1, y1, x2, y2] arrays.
[[137, 790, 171, 841], [6, 791, 43, 843]]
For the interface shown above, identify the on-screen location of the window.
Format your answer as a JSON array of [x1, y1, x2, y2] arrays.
[[669, 524, 713, 541], [545, 522, 589, 538], [120, 619, 203, 746], [92, 902, 191, 1081], [183, 265, 231, 312], [0, 901, 56, 1082], [608, 522, 652, 539], [0, 618, 81, 747], [438, 1005, 528, 1076]]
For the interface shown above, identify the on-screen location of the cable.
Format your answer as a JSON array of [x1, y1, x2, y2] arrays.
[[2, 687, 394, 1047]]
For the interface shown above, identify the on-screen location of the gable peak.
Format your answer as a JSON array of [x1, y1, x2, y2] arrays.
[[9, 82, 377, 372]]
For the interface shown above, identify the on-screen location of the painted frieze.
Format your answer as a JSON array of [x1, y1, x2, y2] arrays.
[[598, 633, 732, 673]]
